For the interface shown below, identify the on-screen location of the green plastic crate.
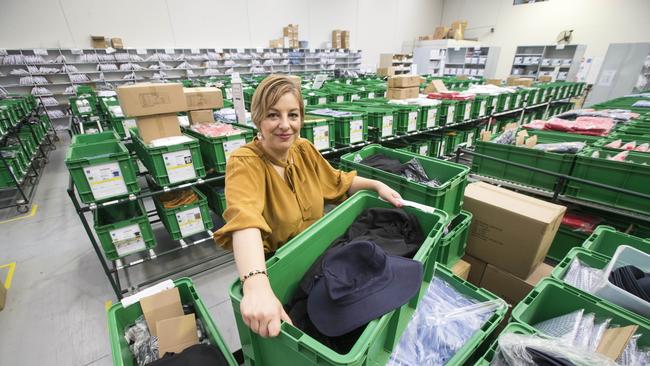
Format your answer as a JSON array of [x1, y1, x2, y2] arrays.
[[131, 129, 206, 186], [306, 110, 368, 146], [408, 140, 432, 157], [198, 182, 227, 217], [430, 136, 446, 158], [0, 154, 25, 188], [153, 187, 213, 240], [230, 191, 503, 366], [496, 93, 513, 113], [93, 199, 156, 260], [303, 91, 331, 106], [108, 117, 138, 139], [471, 95, 490, 119], [460, 100, 473, 121], [437, 210, 472, 267], [438, 100, 459, 125], [65, 140, 140, 204], [183, 126, 254, 174], [107, 278, 238, 366], [340, 145, 469, 216], [71, 131, 120, 146], [300, 115, 336, 151], [512, 278, 650, 334], [17, 131, 37, 158], [546, 225, 589, 263], [581, 225, 650, 257], [314, 104, 395, 141], [443, 130, 465, 155], [550, 247, 611, 287], [417, 104, 440, 130], [565, 147, 650, 214]]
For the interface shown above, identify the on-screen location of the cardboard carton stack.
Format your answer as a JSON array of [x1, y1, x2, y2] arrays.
[[386, 75, 423, 100], [184, 87, 224, 125], [419, 19, 468, 41], [283, 24, 299, 48], [111, 37, 124, 49], [461, 182, 565, 306], [377, 67, 395, 77], [91, 35, 107, 48], [116, 83, 188, 144], [332, 29, 350, 49]]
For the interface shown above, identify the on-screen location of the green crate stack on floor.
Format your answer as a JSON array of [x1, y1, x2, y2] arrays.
[[65, 131, 140, 204], [183, 125, 255, 175], [198, 182, 227, 218], [306, 108, 368, 146], [302, 90, 330, 107], [0, 147, 27, 188], [153, 186, 213, 240], [340, 145, 469, 216], [108, 278, 238, 366], [437, 210, 473, 268], [300, 114, 336, 151]]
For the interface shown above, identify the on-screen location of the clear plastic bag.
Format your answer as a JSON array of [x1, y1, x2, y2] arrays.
[[617, 333, 650, 366], [588, 318, 611, 352], [532, 141, 586, 153], [124, 315, 159, 366], [563, 257, 604, 293], [492, 129, 516, 145], [574, 312, 595, 349], [531, 309, 584, 342], [388, 277, 506, 366], [491, 332, 619, 366]]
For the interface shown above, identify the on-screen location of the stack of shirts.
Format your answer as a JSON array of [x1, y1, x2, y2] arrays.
[[523, 117, 614, 136], [190, 122, 244, 138], [556, 109, 640, 124]]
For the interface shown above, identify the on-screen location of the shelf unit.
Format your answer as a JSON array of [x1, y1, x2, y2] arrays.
[[0, 47, 362, 125], [412, 40, 500, 78], [379, 53, 413, 74], [510, 44, 586, 81]]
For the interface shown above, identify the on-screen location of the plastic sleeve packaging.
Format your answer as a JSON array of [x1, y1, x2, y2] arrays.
[[388, 277, 507, 366], [532, 309, 583, 342], [492, 129, 516, 145], [491, 332, 619, 366], [574, 313, 595, 350], [562, 257, 604, 293], [124, 315, 159, 366], [588, 318, 611, 352], [617, 333, 650, 366], [532, 141, 586, 154]]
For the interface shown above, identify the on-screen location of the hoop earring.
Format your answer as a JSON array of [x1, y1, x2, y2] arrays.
[[257, 132, 264, 141]]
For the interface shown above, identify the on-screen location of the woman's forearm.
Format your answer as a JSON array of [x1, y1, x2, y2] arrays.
[[348, 175, 382, 195], [232, 228, 270, 292]]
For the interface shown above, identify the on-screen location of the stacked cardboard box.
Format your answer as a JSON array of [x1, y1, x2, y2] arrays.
[[184, 87, 223, 125], [332, 29, 350, 49], [117, 83, 188, 144], [283, 24, 299, 48], [386, 75, 423, 100], [461, 182, 564, 306], [90, 35, 107, 48], [111, 37, 124, 49]]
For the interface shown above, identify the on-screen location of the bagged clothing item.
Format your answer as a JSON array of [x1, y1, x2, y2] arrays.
[[159, 189, 199, 209], [563, 257, 604, 293], [147, 344, 231, 366], [532, 142, 585, 154], [492, 129, 516, 145], [561, 212, 602, 234], [605, 139, 622, 149], [609, 265, 650, 302], [359, 154, 440, 187]]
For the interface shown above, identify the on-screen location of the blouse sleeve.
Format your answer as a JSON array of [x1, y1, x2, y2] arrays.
[[303, 139, 357, 204], [213, 155, 272, 251]]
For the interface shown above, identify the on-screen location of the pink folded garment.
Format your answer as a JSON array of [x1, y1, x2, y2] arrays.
[[523, 119, 547, 130], [607, 150, 629, 162], [621, 141, 637, 150], [605, 139, 622, 149], [544, 117, 575, 132], [191, 122, 243, 137], [572, 116, 614, 136], [636, 143, 649, 152]]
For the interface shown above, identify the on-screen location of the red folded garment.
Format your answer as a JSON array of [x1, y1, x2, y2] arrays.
[[544, 117, 575, 132], [523, 120, 547, 130], [426, 92, 475, 100], [562, 212, 602, 234], [573, 116, 614, 136]]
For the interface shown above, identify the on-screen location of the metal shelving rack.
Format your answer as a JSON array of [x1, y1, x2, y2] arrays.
[[510, 44, 586, 81]]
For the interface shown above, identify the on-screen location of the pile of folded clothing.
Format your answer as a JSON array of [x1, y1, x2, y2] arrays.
[[523, 117, 615, 136], [556, 109, 640, 124], [357, 153, 441, 187], [427, 91, 474, 100], [604, 139, 649, 153], [491, 129, 587, 154], [189, 122, 246, 138]]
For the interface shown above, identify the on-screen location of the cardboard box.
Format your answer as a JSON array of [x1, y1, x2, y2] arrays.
[[538, 75, 553, 82], [386, 87, 419, 100], [117, 83, 187, 117], [387, 75, 423, 88], [423, 79, 448, 94], [506, 76, 520, 86], [516, 78, 534, 87], [377, 67, 395, 77], [464, 182, 565, 278], [479, 262, 554, 305], [184, 87, 223, 110], [485, 79, 501, 86], [111, 37, 124, 49], [433, 26, 449, 40], [140, 287, 184, 337], [463, 254, 488, 286], [188, 110, 215, 125], [0, 283, 6, 311], [136, 113, 182, 144], [452, 259, 471, 280], [269, 38, 283, 48], [451, 20, 468, 40], [157, 314, 199, 357], [91, 35, 107, 48]]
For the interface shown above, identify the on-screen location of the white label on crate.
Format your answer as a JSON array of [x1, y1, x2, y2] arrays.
[[351, 94, 360, 101], [427, 109, 437, 128], [191, 48, 201, 54], [109, 105, 124, 118], [350, 119, 363, 143], [71, 48, 83, 55], [542, 90, 547, 100], [382, 115, 393, 137], [466, 132, 475, 148], [313, 125, 330, 150], [516, 95, 522, 108], [164, 48, 175, 54], [122, 119, 137, 138], [176, 207, 205, 237], [215, 48, 223, 53], [163, 149, 196, 184], [408, 112, 418, 132], [33, 48, 48, 55], [318, 97, 327, 105], [504, 96, 510, 109], [84, 162, 128, 200], [464, 104, 471, 120], [223, 139, 246, 161], [79, 106, 92, 113], [492, 98, 498, 110], [368, 92, 375, 99], [237, 48, 245, 53], [136, 159, 147, 173], [111, 224, 147, 257], [479, 101, 486, 116], [447, 106, 455, 124], [440, 140, 446, 156], [336, 96, 344, 103], [136, 48, 147, 55], [419, 144, 429, 156]]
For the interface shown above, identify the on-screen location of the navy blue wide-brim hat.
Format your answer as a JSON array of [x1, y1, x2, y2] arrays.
[[307, 240, 423, 337]]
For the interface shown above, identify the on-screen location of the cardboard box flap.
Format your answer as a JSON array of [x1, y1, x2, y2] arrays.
[[156, 314, 199, 357], [597, 325, 637, 360], [464, 182, 566, 224], [140, 287, 184, 337], [183, 87, 223, 110]]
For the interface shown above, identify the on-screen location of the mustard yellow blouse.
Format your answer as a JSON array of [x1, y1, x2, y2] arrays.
[[213, 138, 357, 252]]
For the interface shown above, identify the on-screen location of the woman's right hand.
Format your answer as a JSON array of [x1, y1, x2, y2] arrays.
[[241, 274, 293, 337]]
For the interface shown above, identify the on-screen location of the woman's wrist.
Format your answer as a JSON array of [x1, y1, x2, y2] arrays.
[[243, 272, 270, 294]]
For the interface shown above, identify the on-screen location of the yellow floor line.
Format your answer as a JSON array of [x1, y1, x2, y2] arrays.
[[0, 262, 16, 289], [0, 204, 38, 224]]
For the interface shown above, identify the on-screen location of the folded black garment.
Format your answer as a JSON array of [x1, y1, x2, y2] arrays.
[[147, 344, 231, 366], [359, 153, 440, 187], [526, 347, 577, 366], [609, 265, 650, 301]]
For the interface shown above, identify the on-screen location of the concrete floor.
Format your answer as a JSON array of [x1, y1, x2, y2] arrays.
[[0, 134, 242, 365]]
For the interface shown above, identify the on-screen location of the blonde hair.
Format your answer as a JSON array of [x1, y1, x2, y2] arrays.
[[250, 74, 304, 129]]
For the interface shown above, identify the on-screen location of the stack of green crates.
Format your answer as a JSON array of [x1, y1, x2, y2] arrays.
[[437, 210, 472, 267], [153, 186, 213, 240], [0, 146, 28, 187], [340, 145, 469, 216], [183, 125, 254, 174], [471, 95, 491, 119], [300, 115, 336, 151], [93, 199, 156, 260], [198, 182, 227, 218], [306, 109, 368, 146]]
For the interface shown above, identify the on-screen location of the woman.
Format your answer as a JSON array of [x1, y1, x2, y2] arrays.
[[214, 75, 402, 338]]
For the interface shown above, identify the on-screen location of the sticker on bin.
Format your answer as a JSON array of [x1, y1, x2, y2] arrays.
[[382, 116, 394, 137], [464, 104, 471, 120], [351, 94, 360, 101], [492, 98, 498, 110], [84, 162, 128, 200], [368, 92, 375, 99], [504, 96, 510, 109], [480, 101, 486, 116], [440, 140, 446, 155], [516, 95, 522, 108], [318, 97, 327, 105], [408, 112, 418, 131], [223, 139, 246, 161], [177, 207, 205, 237], [466, 132, 475, 148], [111, 224, 147, 257], [427, 109, 437, 128], [350, 119, 363, 143], [419, 145, 428, 156], [446, 106, 455, 124], [122, 119, 137, 138], [163, 149, 196, 184], [108, 105, 124, 118], [336, 96, 344, 103], [313, 125, 330, 150]]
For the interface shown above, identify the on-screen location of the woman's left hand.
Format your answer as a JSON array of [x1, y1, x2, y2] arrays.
[[376, 182, 403, 207]]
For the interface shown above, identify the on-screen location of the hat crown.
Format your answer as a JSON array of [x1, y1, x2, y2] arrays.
[[322, 241, 392, 303]]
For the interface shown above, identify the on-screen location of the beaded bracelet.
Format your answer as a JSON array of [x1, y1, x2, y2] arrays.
[[242, 269, 268, 284]]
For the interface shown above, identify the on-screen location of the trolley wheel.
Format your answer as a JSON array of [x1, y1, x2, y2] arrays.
[[29, 176, 38, 185], [17, 205, 29, 214]]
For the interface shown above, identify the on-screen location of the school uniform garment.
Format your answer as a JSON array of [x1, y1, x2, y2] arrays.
[[359, 153, 440, 187], [285, 207, 425, 354], [213, 138, 357, 252], [609, 265, 650, 302]]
